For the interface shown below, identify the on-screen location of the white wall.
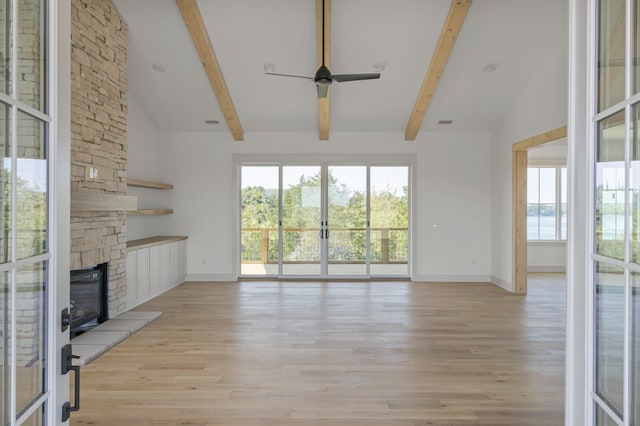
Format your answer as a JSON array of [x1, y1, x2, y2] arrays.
[[134, 131, 493, 282], [126, 94, 170, 241], [491, 39, 569, 290], [528, 243, 566, 272]]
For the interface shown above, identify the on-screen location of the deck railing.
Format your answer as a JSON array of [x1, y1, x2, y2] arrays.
[[241, 227, 408, 264]]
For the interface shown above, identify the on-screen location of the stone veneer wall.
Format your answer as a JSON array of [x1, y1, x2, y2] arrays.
[[70, 0, 129, 316]]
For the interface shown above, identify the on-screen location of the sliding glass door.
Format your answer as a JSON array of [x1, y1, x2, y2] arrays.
[[327, 166, 367, 276], [240, 163, 410, 278], [370, 166, 409, 276], [282, 166, 322, 276]]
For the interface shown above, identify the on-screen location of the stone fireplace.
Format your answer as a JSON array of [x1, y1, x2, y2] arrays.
[[70, 0, 129, 318]]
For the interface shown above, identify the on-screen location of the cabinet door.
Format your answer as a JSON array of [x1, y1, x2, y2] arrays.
[[170, 242, 179, 285], [160, 243, 171, 289], [137, 248, 151, 301], [126, 250, 138, 309], [149, 245, 161, 295]]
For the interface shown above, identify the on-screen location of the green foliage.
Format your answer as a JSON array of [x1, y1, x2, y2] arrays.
[[1, 167, 47, 260]]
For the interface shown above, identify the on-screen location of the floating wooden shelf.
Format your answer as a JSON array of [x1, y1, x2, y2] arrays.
[[128, 209, 174, 216], [71, 192, 138, 212], [127, 178, 173, 190]]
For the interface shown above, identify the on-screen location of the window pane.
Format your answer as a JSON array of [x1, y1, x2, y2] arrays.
[[370, 166, 409, 276], [0, 0, 10, 95], [632, 272, 640, 425], [635, 0, 640, 94], [13, 261, 46, 417], [528, 168, 540, 240], [539, 204, 557, 239], [240, 166, 279, 276], [527, 168, 539, 203], [0, 102, 9, 263], [537, 168, 557, 240], [16, 111, 46, 260], [632, 104, 640, 263], [17, 0, 45, 112], [1, 271, 6, 425], [282, 166, 321, 275], [597, 112, 626, 259], [539, 168, 556, 203], [595, 262, 625, 419], [527, 204, 540, 240], [595, 402, 620, 425], [598, 0, 626, 111], [561, 168, 567, 240], [328, 166, 367, 276], [19, 406, 43, 426]]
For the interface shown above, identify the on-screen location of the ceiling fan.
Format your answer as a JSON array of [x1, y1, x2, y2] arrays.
[[265, 0, 381, 99]]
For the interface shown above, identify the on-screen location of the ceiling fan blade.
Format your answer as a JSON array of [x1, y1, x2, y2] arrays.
[[265, 72, 315, 81], [331, 73, 381, 82], [316, 84, 329, 98]]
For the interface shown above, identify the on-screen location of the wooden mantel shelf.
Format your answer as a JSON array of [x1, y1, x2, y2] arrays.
[[128, 209, 174, 216], [71, 192, 138, 212], [127, 178, 173, 190]]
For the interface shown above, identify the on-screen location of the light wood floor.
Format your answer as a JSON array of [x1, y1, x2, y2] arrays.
[[73, 274, 565, 425]]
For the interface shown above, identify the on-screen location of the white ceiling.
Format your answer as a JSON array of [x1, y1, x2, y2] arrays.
[[112, 0, 567, 136]]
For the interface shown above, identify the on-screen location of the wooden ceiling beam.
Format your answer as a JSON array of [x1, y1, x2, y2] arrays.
[[317, 0, 331, 141], [405, 0, 472, 141], [176, 0, 244, 141], [512, 126, 567, 151]]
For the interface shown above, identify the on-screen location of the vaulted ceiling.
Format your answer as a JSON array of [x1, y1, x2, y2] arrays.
[[112, 0, 567, 140]]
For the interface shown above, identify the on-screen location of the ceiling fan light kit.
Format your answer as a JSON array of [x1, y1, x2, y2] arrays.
[[265, 0, 380, 99]]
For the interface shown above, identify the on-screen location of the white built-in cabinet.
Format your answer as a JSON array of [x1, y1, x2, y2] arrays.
[[124, 178, 187, 310], [125, 236, 187, 310]]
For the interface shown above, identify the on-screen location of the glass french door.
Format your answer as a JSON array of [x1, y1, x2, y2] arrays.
[[240, 163, 410, 278], [0, 0, 57, 424], [589, 0, 640, 424]]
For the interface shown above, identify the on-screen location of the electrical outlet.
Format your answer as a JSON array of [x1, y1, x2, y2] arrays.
[[88, 167, 98, 179]]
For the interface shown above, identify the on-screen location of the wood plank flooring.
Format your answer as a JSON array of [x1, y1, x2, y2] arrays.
[[72, 274, 565, 425]]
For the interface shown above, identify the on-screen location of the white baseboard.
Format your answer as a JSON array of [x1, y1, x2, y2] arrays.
[[411, 274, 491, 283], [527, 266, 566, 273], [490, 275, 512, 292], [186, 273, 237, 282]]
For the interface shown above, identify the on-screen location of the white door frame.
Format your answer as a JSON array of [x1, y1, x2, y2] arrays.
[[51, 0, 72, 424]]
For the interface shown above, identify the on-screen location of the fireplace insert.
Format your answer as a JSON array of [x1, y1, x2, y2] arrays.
[[70, 263, 108, 337]]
